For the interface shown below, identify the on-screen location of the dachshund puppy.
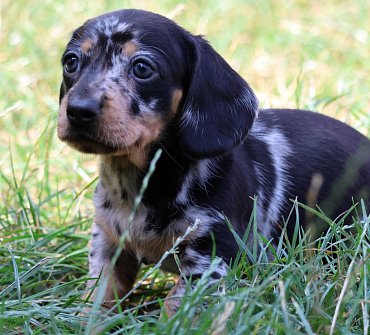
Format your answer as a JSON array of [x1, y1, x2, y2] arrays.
[[58, 9, 370, 316]]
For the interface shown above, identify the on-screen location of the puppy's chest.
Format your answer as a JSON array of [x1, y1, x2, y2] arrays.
[[93, 176, 188, 265], [93, 158, 220, 266]]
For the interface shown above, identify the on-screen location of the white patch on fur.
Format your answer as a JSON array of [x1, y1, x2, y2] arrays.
[[94, 17, 130, 37], [253, 161, 267, 225], [148, 98, 158, 110], [116, 22, 131, 33], [106, 50, 132, 79], [176, 172, 194, 205], [264, 131, 292, 221], [250, 119, 292, 238], [138, 99, 158, 115], [175, 159, 216, 205], [182, 249, 228, 278], [88, 224, 115, 279], [180, 105, 200, 131], [134, 50, 158, 60], [234, 88, 259, 118], [183, 206, 224, 235]]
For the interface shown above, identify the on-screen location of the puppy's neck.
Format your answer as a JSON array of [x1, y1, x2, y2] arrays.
[[99, 155, 140, 203], [98, 145, 207, 209]]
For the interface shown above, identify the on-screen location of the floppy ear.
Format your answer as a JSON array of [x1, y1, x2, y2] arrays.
[[179, 36, 258, 158]]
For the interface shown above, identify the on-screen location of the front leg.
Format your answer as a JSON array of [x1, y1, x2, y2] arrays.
[[86, 223, 140, 309], [164, 247, 228, 317]]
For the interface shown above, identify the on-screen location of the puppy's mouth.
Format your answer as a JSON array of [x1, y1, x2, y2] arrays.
[[60, 132, 138, 155]]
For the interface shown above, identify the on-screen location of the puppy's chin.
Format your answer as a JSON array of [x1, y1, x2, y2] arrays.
[[57, 133, 105, 154], [57, 130, 132, 154], [66, 140, 118, 155], [62, 136, 148, 168]]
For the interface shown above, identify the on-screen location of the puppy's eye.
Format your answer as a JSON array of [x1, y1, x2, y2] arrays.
[[63, 53, 79, 73], [132, 60, 154, 80]]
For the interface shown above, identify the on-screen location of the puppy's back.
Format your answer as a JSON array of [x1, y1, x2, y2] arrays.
[[249, 109, 370, 231]]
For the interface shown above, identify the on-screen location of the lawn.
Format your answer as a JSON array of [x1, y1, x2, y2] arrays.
[[1, 0, 370, 334]]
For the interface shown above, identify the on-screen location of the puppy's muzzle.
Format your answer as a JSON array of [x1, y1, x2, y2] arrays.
[[66, 95, 100, 127]]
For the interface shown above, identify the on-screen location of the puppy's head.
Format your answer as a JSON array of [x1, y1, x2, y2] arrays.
[[58, 9, 258, 163]]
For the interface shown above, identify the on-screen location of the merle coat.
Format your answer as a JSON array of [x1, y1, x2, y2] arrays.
[[57, 9, 370, 315]]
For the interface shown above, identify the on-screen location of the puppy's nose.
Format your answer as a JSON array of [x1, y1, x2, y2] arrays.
[[66, 97, 100, 126]]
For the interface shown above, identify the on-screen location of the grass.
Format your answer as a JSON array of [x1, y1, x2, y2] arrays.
[[1, 0, 370, 333]]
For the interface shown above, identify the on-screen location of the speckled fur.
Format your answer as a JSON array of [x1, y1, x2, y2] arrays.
[[58, 9, 370, 317]]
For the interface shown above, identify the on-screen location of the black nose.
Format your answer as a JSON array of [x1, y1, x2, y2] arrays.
[[66, 97, 100, 126]]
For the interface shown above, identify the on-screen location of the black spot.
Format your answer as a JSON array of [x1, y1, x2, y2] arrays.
[[102, 197, 112, 209], [131, 98, 140, 115], [99, 96, 105, 110], [96, 34, 109, 58], [182, 257, 196, 269], [184, 273, 202, 281], [111, 31, 133, 43], [210, 272, 222, 280], [89, 251, 95, 258], [115, 221, 122, 236], [121, 189, 128, 201]]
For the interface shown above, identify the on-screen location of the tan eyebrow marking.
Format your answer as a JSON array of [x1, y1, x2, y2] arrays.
[[171, 89, 183, 115], [122, 41, 139, 57], [81, 38, 94, 53]]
